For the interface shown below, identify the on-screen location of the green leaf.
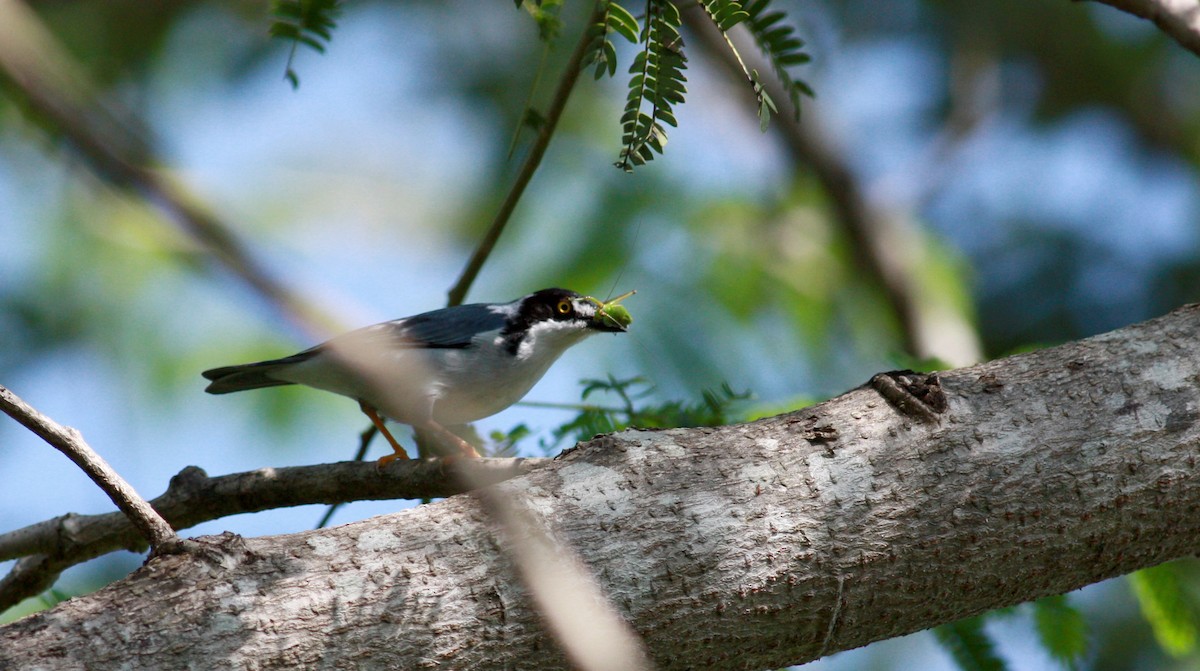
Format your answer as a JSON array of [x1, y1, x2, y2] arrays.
[[701, 0, 750, 32], [607, 2, 640, 43], [269, 0, 343, 88], [615, 0, 687, 171], [520, 0, 565, 41], [584, 2, 640, 80], [1032, 595, 1087, 669], [933, 617, 1007, 671], [1131, 563, 1199, 657], [742, 0, 813, 120]]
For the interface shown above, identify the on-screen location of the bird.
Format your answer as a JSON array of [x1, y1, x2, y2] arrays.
[[202, 288, 632, 464]]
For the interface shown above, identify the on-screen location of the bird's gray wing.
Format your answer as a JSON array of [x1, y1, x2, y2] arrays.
[[361, 303, 509, 350], [202, 304, 510, 394]]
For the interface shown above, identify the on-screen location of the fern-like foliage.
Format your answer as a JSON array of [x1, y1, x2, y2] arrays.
[[605, 0, 810, 168], [269, 0, 342, 89], [616, 0, 687, 172], [696, 0, 780, 131], [700, 0, 750, 32], [742, 0, 813, 119], [585, 0, 640, 79], [933, 616, 1007, 671]]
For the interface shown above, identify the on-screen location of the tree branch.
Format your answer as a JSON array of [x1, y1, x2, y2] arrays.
[[0, 384, 178, 554], [1084, 0, 1200, 58], [445, 2, 604, 307], [4, 304, 1200, 669], [0, 458, 546, 612]]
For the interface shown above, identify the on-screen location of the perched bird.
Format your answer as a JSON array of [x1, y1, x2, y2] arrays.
[[202, 288, 632, 464]]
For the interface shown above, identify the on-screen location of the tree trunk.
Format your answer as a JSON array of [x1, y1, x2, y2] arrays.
[[4, 305, 1200, 670]]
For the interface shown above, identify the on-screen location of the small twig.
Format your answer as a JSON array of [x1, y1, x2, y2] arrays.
[[354, 4, 607, 465], [0, 457, 547, 611], [445, 2, 605, 307], [516, 400, 628, 413], [0, 384, 179, 554]]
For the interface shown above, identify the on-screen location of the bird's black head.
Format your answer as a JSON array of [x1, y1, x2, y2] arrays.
[[514, 288, 623, 331], [499, 288, 626, 355]]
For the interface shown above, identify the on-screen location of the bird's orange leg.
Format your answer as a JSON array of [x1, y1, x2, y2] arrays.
[[359, 402, 409, 466]]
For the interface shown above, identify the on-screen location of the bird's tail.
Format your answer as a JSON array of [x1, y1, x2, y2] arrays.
[[202, 355, 308, 394]]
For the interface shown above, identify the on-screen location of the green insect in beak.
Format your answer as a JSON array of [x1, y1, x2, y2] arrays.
[[587, 290, 636, 330]]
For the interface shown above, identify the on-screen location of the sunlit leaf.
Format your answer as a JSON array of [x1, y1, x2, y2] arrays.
[[1131, 563, 1198, 657]]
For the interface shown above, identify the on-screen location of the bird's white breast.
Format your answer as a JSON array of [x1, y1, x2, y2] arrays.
[[279, 318, 597, 426], [428, 320, 594, 424]]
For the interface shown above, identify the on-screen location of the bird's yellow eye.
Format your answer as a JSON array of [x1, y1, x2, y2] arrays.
[[556, 300, 572, 315]]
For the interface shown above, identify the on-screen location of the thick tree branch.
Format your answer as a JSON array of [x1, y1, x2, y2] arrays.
[[0, 458, 546, 612], [1084, 0, 1200, 58], [4, 304, 1200, 669]]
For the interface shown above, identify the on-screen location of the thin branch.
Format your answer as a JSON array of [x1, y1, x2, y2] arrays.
[[0, 457, 547, 611], [1083, 0, 1200, 58], [360, 3, 608, 455], [445, 2, 605, 307], [0, 384, 178, 554]]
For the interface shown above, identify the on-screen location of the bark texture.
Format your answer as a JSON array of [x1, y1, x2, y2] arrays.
[[4, 305, 1200, 670]]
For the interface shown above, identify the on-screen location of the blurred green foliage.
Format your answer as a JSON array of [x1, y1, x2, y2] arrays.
[[1131, 562, 1199, 658], [934, 616, 1007, 671], [1033, 595, 1088, 670], [539, 374, 753, 451]]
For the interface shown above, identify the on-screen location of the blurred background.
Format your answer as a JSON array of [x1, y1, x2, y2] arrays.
[[1, 0, 1199, 668]]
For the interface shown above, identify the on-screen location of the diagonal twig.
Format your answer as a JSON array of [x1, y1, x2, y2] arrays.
[[471, 480, 654, 671], [0, 384, 179, 556], [445, 2, 606, 307]]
